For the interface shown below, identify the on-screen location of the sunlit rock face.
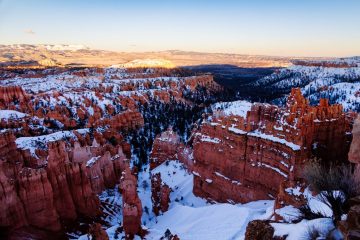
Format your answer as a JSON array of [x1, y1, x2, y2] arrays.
[[192, 88, 353, 203]]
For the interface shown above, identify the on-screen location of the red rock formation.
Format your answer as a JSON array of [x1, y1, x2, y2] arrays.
[[192, 88, 353, 203], [150, 129, 193, 171], [151, 173, 171, 216], [244, 220, 275, 240], [0, 161, 28, 229], [119, 167, 143, 238], [150, 129, 181, 169], [17, 167, 61, 231], [349, 115, 360, 179], [93, 110, 144, 130], [89, 223, 110, 240], [0, 86, 29, 109], [0, 66, 222, 237], [274, 180, 307, 221], [338, 196, 360, 240], [0, 130, 130, 234]]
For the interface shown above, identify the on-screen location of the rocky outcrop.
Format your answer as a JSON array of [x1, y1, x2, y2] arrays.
[[119, 167, 143, 239], [0, 86, 29, 109], [274, 180, 307, 221], [93, 110, 144, 130], [160, 229, 180, 240], [244, 220, 275, 240], [150, 129, 181, 169], [0, 130, 130, 234], [89, 223, 110, 240], [340, 116, 360, 239], [150, 129, 193, 171], [0, 162, 28, 229], [349, 115, 360, 179], [151, 173, 171, 216], [338, 196, 360, 240], [192, 88, 353, 203], [18, 167, 61, 231]]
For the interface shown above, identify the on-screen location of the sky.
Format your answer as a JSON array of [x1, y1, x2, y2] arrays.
[[0, 0, 360, 57]]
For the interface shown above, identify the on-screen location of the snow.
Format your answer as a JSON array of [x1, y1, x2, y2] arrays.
[[86, 156, 101, 167], [253, 59, 360, 112], [212, 100, 252, 118], [228, 126, 247, 135], [215, 171, 231, 181], [255, 162, 288, 178], [285, 186, 302, 196], [148, 204, 251, 240], [205, 178, 213, 183], [15, 129, 88, 157], [275, 205, 301, 222], [72, 160, 338, 240], [248, 130, 301, 151], [0, 110, 27, 119], [195, 133, 221, 144], [147, 161, 274, 239], [272, 218, 336, 240]]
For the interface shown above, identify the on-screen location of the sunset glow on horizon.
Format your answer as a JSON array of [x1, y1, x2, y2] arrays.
[[1, 0, 360, 57]]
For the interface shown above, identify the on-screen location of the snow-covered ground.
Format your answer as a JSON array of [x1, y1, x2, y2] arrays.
[[72, 160, 337, 240], [252, 59, 360, 111], [0, 110, 27, 119], [212, 100, 253, 118]]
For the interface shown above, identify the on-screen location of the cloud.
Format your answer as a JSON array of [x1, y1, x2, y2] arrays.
[[24, 29, 35, 35]]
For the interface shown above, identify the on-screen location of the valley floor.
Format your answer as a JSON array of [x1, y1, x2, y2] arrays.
[[73, 160, 334, 240]]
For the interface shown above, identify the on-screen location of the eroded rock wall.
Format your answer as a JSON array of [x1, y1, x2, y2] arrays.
[[192, 88, 353, 203], [0, 131, 130, 233]]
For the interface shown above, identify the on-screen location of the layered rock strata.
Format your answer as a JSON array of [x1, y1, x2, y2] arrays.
[[192, 88, 353, 203]]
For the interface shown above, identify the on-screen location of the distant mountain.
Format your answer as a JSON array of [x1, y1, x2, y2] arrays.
[[0, 44, 294, 68]]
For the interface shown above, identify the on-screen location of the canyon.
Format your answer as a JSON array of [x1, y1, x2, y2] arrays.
[[0, 56, 359, 239]]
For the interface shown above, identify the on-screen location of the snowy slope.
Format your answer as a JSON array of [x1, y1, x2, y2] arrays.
[[212, 100, 253, 118], [0, 110, 27, 119], [72, 160, 338, 240], [252, 58, 360, 111]]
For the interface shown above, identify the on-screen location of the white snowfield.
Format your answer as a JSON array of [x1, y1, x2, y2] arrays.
[[0, 110, 27, 120], [142, 161, 274, 240], [212, 100, 253, 118], [73, 160, 337, 240]]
